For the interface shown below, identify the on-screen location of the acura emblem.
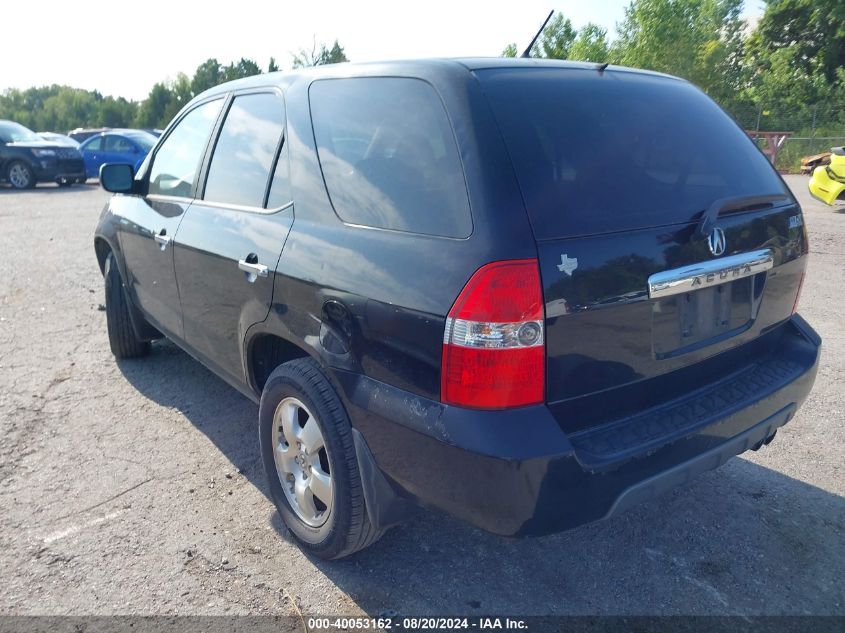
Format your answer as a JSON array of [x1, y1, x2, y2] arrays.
[[708, 227, 726, 257]]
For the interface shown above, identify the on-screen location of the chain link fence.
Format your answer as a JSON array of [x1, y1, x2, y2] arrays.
[[763, 136, 845, 172], [725, 102, 845, 172]]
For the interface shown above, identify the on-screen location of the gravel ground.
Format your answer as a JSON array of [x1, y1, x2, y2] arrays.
[[0, 176, 842, 617]]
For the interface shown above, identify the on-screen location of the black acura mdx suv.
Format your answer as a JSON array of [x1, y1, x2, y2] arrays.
[[94, 59, 820, 559], [1, 120, 86, 188]]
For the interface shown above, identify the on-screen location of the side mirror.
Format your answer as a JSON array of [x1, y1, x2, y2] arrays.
[[100, 163, 135, 193]]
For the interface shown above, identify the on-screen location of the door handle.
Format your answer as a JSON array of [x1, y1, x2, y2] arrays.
[[238, 259, 269, 281], [154, 230, 171, 251]]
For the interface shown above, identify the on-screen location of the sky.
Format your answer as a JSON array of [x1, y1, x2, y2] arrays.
[[2, 0, 765, 101]]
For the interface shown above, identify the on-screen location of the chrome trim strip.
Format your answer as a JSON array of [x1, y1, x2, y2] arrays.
[[648, 249, 774, 299], [195, 199, 294, 215]]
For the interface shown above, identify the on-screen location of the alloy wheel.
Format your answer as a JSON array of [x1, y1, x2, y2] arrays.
[[9, 163, 32, 189], [271, 397, 333, 527]]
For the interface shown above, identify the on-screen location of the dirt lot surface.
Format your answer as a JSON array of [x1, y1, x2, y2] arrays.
[[0, 176, 843, 617]]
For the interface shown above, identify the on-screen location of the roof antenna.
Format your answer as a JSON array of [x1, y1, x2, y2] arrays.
[[520, 10, 554, 58], [597, 62, 610, 73]]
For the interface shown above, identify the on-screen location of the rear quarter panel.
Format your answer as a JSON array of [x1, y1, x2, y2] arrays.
[[248, 64, 538, 401]]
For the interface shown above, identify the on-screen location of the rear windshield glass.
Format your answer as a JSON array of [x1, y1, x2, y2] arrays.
[[477, 68, 788, 239], [310, 77, 472, 238]]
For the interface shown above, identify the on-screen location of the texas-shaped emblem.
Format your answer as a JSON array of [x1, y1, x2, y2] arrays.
[[557, 254, 578, 276]]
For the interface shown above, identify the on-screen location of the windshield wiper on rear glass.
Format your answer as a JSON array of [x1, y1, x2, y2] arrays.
[[691, 193, 790, 242]]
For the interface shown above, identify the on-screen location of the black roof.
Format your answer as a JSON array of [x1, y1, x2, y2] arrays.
[[198, 57, 681, 100]]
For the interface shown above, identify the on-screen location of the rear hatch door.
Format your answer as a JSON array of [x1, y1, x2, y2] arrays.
[[477, 67, 807, 432]]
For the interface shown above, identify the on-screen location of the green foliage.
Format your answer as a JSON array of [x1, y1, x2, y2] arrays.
[[190, 58, 225, 96], [501, 43, 518, 58], [498, 1, 843, 135], [614, 0, 745, 105], [0, 44, 344, 132], [749, 0, 845, 85], [291, 39, 349, 69], [224, 58, 262, 81], [530, 14, 576, 59], [0, 85, 126, 132], [568, 23, 610, 62], [742, 0, 844, 118]]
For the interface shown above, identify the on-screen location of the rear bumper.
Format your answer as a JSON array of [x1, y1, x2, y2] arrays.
[[337, 314, 821, 536]]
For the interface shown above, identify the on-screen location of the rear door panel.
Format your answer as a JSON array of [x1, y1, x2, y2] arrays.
[[174, 205, 292, 381], [172, 89, 291, 383]]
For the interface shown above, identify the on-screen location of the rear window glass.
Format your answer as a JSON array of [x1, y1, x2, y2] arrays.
[[310, 77, 472, 238], [477, 68, 788, 238]]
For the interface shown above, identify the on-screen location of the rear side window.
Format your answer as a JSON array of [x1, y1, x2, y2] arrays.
[[204, 92, 286, 208], [477, 68, 789, 239], [310, 77, 472, 238], [148, 98, 222, 198]]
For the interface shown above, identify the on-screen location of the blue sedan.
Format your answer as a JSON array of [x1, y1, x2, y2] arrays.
[[79, 130, 157, 179]]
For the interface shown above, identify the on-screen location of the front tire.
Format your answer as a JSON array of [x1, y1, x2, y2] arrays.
[[104, 252, 150, 359], [7, 161, 35, 189], [259, 358, 382, 559]]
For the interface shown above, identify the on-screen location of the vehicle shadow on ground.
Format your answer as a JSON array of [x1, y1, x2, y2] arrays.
[[117, 340, 845, 616]]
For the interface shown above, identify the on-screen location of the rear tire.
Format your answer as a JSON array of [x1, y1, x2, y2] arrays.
[[259, 358, 383, 559], [104, 252, 150, 359], [7, 161, 35, 189]]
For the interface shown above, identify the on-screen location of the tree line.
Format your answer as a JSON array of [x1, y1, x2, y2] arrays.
[[505, 0, 843, 133], [0, 40, 347, 133], [2, 0, 843, 135]]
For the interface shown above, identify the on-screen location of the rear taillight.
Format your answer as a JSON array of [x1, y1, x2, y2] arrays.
[[441, 259, 545, 409]]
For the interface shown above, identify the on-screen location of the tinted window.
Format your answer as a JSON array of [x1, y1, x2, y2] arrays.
[[84, 136, 103, 151], [148, 99, 222, 198], [478, 68, 789, 239], [310, 78, 472, 238], [105, 135, 135, 152], [204, 93, 285, 208]]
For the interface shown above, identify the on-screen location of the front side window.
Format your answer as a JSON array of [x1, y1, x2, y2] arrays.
[[148, 99, 223, 198], [310, 77, 472, 238], [84, 136, 103, 151], [204, 92, 286, 208]]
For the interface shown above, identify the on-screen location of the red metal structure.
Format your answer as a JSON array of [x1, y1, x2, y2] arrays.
[[747, 131, 793, 166]]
